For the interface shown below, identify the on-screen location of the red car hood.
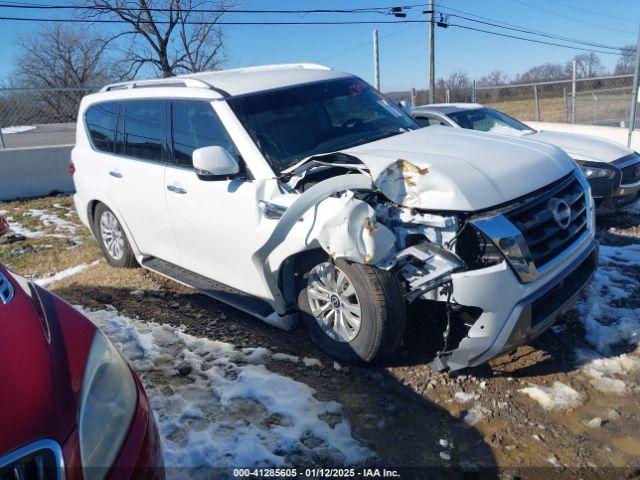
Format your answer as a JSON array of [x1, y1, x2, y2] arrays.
[[0, 266, 95, 456]]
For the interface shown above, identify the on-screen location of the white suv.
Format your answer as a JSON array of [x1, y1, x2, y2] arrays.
[[72, 64, 598, 370]]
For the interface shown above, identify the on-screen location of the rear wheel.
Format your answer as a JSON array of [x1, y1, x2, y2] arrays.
[[298, 259, 406, 364], [94, 203, 138, 268]]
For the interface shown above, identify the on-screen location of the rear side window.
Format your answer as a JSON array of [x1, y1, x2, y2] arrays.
[[171, 100, 236, 167], [116, 100, 166, 162], [85, 102, 118, 152]]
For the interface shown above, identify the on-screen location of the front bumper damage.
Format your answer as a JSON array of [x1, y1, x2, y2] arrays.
[[430, 234, 598, 371]]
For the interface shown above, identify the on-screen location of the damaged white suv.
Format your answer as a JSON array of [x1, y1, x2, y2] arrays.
[[72, 64, 598, 371]]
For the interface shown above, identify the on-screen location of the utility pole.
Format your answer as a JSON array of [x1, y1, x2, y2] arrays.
[[571, 59, 577, 124], [428, 0, 435, 104], [627, 24, 640, 148], [373, 29, 380, 91]]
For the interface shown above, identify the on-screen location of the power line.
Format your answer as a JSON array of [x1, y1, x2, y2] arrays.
[[509, 0, 636, 36], [0, 15, 424, 25], [445, 23, 626, 56], [0, 2, 424, 14], [443, 12, 629, 53]]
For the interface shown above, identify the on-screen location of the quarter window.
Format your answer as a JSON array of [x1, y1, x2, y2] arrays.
[[116, 100, 165, 161], [171, 100, 236, 167], [85, 102, 118, 152]]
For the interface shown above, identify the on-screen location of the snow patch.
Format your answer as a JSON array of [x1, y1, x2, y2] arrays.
[[302, 357, 323, 368], [519, 382, 584, 411], [34, 260, 101, 287], [271, 353, 300, 364], [81, 307, 372, 472], [454, 391, 477, 403], [573, 244, 640, 393]]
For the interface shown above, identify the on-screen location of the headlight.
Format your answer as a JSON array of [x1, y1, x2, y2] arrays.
[[576, 161, 615, 180], [79, 330, 137, 480]]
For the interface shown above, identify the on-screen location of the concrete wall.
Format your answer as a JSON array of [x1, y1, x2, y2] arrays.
[[0, 145, 74, 201], [528, 122, 640, 151]]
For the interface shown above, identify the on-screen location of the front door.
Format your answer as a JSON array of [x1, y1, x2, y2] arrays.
[[163, 100, 265, 296]]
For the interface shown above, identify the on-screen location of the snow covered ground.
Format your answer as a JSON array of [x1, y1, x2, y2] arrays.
[[35, 260, 101, 287], [519, 242, 640, 410], [3, 207, 84, 243], [81, 306, 372, 476]]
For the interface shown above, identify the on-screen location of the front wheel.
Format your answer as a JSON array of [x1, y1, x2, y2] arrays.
[[298, 259, 406, 364]]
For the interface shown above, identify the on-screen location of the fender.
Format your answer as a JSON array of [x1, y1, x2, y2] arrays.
[[252, 174, 374, 316]]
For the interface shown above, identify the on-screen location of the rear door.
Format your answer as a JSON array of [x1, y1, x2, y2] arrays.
[[105, 99, 180, 263], [164, 99, 264, 295]]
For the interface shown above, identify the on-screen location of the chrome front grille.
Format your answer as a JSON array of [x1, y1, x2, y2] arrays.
[[504, 173, 588, 268], [472, 172, 592, 283], [0, 440, 64, 480]]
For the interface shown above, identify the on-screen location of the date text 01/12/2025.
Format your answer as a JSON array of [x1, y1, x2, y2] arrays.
[[232, 468, 401, 478]]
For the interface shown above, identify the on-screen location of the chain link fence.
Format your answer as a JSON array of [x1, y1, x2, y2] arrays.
[[476, 74, 635, 127], [391, 74, 637, 129], [0, 87, 97, 148]]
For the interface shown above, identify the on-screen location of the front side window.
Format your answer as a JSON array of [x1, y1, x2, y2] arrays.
[[116, 100, 165, 161], [448, 108, 533, 135], [171, 100, 236, 167], [85, 102, 118, 152], [228, 77, 418, 173]]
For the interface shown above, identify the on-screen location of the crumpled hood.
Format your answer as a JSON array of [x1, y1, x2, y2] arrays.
[[344, 126, 575, 211], [527, 130, 633, 163]]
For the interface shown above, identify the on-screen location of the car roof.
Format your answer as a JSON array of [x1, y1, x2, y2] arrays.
[[412, 103, 485, 115], [101, 63, 353, 97]]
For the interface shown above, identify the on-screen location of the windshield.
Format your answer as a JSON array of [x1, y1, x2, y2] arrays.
[[228, 77, 419, 173], [447, 108, 534, 136]]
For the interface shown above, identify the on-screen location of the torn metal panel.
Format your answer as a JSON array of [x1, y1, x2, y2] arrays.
[[252, 174, 374, 319], [317, 194, 396, 265]]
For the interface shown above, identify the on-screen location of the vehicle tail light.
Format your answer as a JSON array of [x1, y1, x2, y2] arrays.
[[69, 162, 76, 175]]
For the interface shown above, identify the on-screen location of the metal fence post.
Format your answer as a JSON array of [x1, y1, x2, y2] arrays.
[[373, 29, 380, 91], [445, 88, 450, 103], [0, 128, 5, 150], [411, 88, 416, 107], [563, 87, 568, 122], [533, 84, 540, 121], [571, 60, 577, 124], [627, 25, 640, 148], [472, 80, 476, 103]]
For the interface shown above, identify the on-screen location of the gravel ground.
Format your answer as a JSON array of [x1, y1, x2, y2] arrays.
[[1, 195, 639, 479]]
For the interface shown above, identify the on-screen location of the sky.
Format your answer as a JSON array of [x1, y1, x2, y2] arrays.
[[0, 0, 638, 92]]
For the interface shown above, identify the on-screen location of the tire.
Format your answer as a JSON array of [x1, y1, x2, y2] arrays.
[[298, 258, 406, 364], [93, 203, 138, 268]]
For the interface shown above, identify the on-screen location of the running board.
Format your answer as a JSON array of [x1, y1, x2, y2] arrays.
[[141, 257, 296, 329]]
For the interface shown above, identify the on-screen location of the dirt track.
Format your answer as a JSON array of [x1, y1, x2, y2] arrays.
[[1, 195, 639, 478]]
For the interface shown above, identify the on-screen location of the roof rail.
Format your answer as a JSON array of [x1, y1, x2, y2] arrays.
[[100, 78, 212, 93]]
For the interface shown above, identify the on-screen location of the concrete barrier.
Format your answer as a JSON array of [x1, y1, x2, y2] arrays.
[[0, 145, 75, 201], [527, 122, 640, 151]]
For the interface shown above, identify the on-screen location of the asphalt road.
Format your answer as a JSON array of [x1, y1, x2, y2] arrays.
[[2, 123, 76, 148]]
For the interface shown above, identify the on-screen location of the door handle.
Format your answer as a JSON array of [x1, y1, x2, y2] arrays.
[[109, 171, 123, 178], [167, 185, 187, 194]]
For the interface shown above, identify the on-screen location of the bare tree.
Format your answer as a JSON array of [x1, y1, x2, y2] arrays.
[[614, 45, 637, 75], [435, 71, 472, 102], [477, 70, 510, 87], [6, 24, 125, 123], [567, 53, 604, 79], [515, 63, 567, 83], [84, 0, 229, 78]]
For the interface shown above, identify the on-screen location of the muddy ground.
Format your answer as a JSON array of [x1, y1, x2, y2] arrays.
[[1, 195, 639, 479]]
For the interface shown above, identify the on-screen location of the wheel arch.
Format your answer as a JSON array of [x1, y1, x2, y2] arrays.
[[86, 198, 142, 257]]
